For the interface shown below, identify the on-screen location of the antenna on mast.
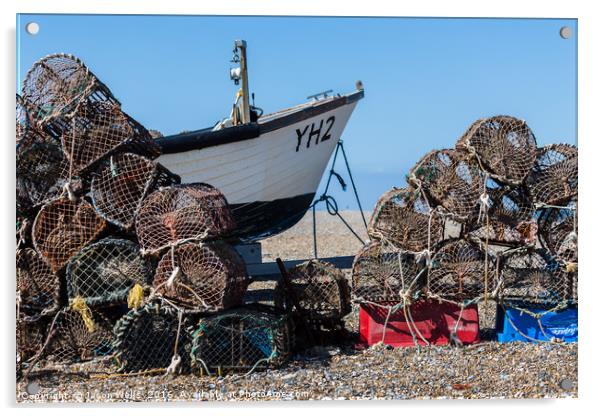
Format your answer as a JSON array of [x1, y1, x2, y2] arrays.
[[229, 40, 251, 124]]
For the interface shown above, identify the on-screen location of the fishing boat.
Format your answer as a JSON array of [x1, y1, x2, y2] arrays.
[[156, 40, 364, 242]]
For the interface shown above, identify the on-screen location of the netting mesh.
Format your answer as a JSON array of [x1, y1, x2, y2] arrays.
[[66, 238, 153, 307], [527, 144, 578, 205], [17, 248, 61, 322], [21, 53, 117, 125], [368, 187, 444, 252], [113, 301, 192, 374], [428, 239, 495, 303], [135, 184, 236, 255], [153, 242, 248, 313], [351, 240, 425, 304], [16, 94, 31, 146], [457, 115, 537, 185], [409, 149, 484, 223], [538, 201, 578, 263], [191, 306, 293, 373], [91, 153, 180, 229], [499, 249, 574, 307], [274, 259, 351, 323], [17, 319, 48, 364], [32, 198, 107, 272], [44, 309, 114, 364]]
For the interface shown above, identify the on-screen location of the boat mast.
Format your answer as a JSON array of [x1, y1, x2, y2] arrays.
[[230, 40, 251, 124]]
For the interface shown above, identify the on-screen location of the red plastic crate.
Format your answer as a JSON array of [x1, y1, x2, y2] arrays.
[[359, 300, 480, 347]]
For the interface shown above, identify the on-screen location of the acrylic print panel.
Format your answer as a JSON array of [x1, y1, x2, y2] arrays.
[[16, 14, 577, 402]]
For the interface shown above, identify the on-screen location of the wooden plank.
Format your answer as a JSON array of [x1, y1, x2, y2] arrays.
[[247, 255, 354, 281]]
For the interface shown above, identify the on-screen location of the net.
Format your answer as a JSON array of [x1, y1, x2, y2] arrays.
[[274, 259, 351, 323], [113, 301, 193, 374], [537, 201, 578, 263], [17, 248, 61, 322], [66, 238, 153, 307], [191, 306, 293, 374], [17, 318, 48, 365], [368, 187, 444, 252], [90, 153, 180, 230], [153, 242, 248, 313], [32, 198, 107, 272], [428, 239, 495, 303], [135, 183, 237, 255], [351, 240, 426, 304], [457, 115, 537, 185], [16, 94, 32, 147], [409, 149, 484, 223], [527, 144, 578, 205]]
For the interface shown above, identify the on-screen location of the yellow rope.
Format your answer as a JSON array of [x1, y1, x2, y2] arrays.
[[565, 262, 578, 273], [71, 296, 95, 333], [127, 283, 145, 309]]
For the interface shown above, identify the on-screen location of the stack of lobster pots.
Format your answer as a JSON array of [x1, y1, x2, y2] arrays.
[[352, 116, 578, 346]]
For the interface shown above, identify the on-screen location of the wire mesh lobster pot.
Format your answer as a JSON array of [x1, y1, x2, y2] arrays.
[[457, 115, 537, 185], [32, 198, 107, 272], [44, 308, 114, 364], [16, 130, 72, 215], [16, 94, 34, 147], [428, 239, 495, 303], [59, 101, 161, 175], [409, 149, 484, 223], [499, 249, 574, 308], [90, 153, 180, 230], [368, 187, 444, 252], [191, 306, 294, 374], [66, 238, 153, 307], [17, 248, 61, 322], [467, 183, 536, 246], [537, 200, 577, 263], [527, 144, 578, 205], [136, 183, 237, 255], [17, 318, 48, 365], [113, 301, 193, 374], [351, 240, 426, 304], [153, 242, 248, 313], [21, 53, 119, 127], [274, 259, 351, 324]]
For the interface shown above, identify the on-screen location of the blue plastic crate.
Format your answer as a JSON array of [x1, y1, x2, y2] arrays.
[[495, 304, 578, 343]]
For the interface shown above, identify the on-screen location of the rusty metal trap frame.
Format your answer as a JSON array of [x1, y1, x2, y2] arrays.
[[135, 183, 237, 255], [351, 239, 427, 305], [408, 149, 485, 223], [17, 318, 49, 366], [153, 241, 249, 313], [498, 248, 575, 308], [190, 305, 294, 375], [16, 94, 34, 147], [17, 248, 62, 322], [537, 200, 577, 264], [65, 238, 153, 307], [273, 259, 351, 323], [457, 115, 537, 186], [113, 300, 194, 374], [427, 239, 497, 304], [90, 153, 180, 230], [32, 197, 107, 273], [21, 53, 119, 127], [368, 186, 445, 253], [527, 144, 578, 206]]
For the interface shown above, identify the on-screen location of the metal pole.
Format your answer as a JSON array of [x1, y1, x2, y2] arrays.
[[235, 40, 251, 124]]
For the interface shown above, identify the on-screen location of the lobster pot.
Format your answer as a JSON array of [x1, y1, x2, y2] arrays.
[[468, 184, 536, 246], [17, 319, 48, 365], [499, 249, 574, 307], [32, 198, 107, 272], [153, 242, 248, 313], [45, 309, 114, 364], [274, 259, 351, 323], [457, 115, 537, 185], [409, 149, 484, 223], [527, 144, 578, 205], [136, 184, 237, 255], [113, 302, 192, 373], [21, 53, 118, 127], [351, 240, 426, 304], [191, 307, 293, 373], [59, 102, 161, 175], [16, 131, 72, 215], [368, 187, 444, 253], [17, 248, 61, 321], [16, 94, 34, 147], [428, 239, 495, 303], [66, 238, 153, 307], [91, 153, 180, 229], [538, 200, 578, 263]]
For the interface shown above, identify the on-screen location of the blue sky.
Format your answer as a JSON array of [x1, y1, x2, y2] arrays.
[[16, 15, 577, 210]]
